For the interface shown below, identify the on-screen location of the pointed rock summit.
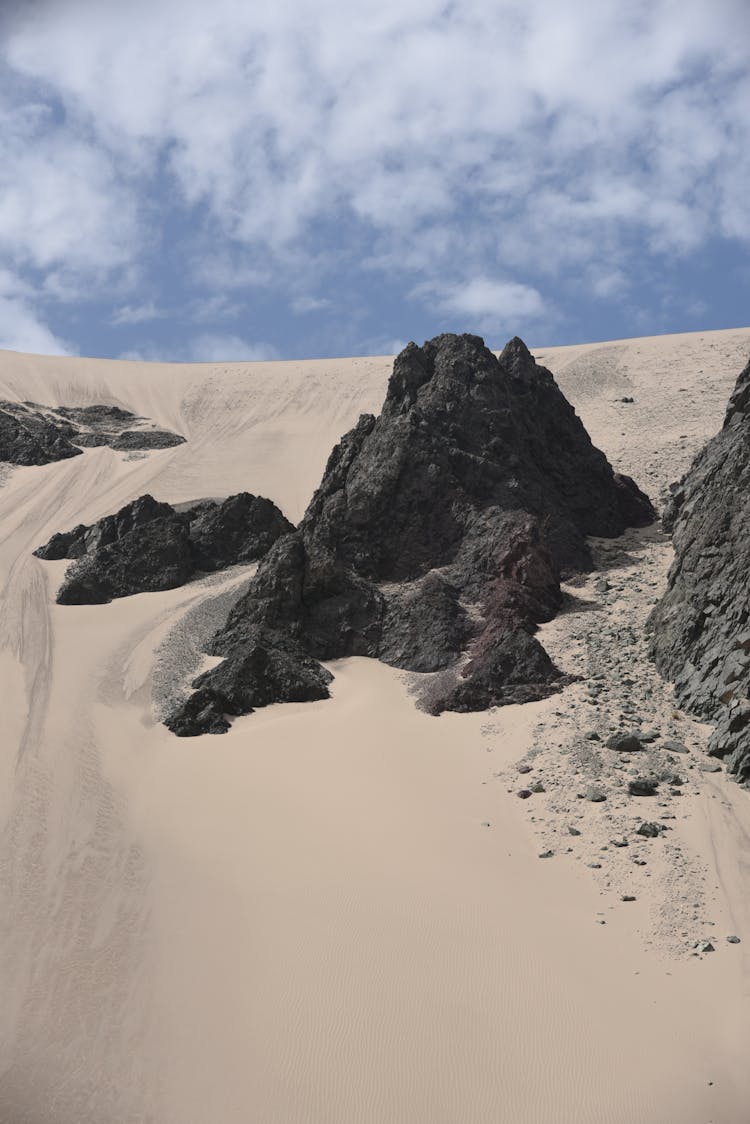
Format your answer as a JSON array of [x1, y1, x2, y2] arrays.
[[650, 356, 750, 785], [165, 333, 654, 735]]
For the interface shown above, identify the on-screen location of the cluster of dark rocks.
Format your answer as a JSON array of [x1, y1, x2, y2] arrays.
[[162, 332, 654, 735], [34, 492, 293, 604], [0, 400, 185, 465], [649, 357, 750, 785]]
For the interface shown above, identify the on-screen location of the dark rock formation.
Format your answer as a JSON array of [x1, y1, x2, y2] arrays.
[[166, 332, 654, 735], [649, 357, 750, 785], [112, 430, 186, 450], [35, 492, 294, 604], [0, 401, 83, 465], [0, 400, 185, 465]]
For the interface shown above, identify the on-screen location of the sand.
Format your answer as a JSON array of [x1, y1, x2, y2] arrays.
[[1, 327, 749, 1123]]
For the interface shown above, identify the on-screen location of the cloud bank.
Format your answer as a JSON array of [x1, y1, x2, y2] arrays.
[[1, 0, 748, 356]]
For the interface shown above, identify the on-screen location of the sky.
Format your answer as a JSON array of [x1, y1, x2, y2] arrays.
[[0, 0, 748, 361]]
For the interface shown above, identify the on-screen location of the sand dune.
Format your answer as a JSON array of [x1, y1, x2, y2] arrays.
[[1, 328, 749, 1123]]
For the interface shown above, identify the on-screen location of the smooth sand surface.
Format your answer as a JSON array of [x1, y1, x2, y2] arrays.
[[1, 328, 750, 1122]]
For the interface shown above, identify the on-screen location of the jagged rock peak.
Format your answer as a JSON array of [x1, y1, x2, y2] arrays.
[[164, 332, 655, 736], [382, 333, 549, 416], [723, 357, 750, 428]]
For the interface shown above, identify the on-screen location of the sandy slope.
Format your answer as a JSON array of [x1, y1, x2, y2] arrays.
[[1, 328, 749, 1123]]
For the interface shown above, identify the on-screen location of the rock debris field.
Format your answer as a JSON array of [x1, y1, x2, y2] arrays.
[[488, 522, 742, 958]]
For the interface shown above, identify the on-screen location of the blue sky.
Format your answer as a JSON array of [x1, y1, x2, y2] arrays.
[[1, 0, 748, 361]]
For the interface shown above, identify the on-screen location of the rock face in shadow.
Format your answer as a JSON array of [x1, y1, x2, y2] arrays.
[[649, 357, 750, 785], [0, 401, 83, 465], [0, 400, 185, 465], [166, 333, 654, 735], [34, 492, 294, 604]]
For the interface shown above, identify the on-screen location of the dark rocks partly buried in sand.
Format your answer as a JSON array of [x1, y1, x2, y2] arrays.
[[649, 356, 750, 785], [0, 400, 185, 465], [35, 492, 294, 604], [0, 401, 83, 465], [166, 332, 654, 735]]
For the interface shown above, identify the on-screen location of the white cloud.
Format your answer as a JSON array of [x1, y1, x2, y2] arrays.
[[0, 296, 73, 355], [414, 277, 547, 335], [0, 0, 749, 344], [291, 296, 331, 315], [186, 335, 279, 362], [0, 269, 74, 354], [0, 101, 139, 279], [189, 294, 243, 323], [121, 334, 279, 363], [0, 294, 72, 357], [111, 301, 164, 326]]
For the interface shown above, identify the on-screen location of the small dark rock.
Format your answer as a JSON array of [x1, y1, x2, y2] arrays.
[[662, 739, 689, 754], [636, 821, 664, 837], [628, 777, 658, 796], [517, 789, 533, 799], [112, 429, 186, 450], [607, 732, 643, 753]]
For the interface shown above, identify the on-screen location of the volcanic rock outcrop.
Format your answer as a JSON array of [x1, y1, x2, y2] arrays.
[[165, 333, 654, 736], [649, 356, 750, 785], [0, 400, 185, 465], [35, 492, 294, 604]]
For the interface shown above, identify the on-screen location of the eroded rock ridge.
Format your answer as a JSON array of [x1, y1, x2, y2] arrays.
[[649, 356, 750, 785]]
